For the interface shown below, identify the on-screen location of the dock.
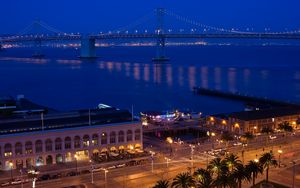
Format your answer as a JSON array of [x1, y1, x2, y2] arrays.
[[193, 87, 300, 108]]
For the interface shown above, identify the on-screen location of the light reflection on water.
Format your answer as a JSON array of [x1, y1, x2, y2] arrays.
[[0, 46, 299, 114]]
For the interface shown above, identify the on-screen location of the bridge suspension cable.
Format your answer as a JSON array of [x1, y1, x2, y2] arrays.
[[17, 20, 65, 35], [164, 9, 253, 34], [107, 10, 155, 34]]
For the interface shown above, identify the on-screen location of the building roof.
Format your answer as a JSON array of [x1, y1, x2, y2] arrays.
[[228, 107, 300, 121], [0, 108, 133, 135]]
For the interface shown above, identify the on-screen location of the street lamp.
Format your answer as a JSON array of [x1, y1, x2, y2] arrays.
[[165, 157, 171, 179], [74, 154, 78, 174], [28, 169, 39, 188], [149, 151, 155, 173], [89, 160, 94, 184], [166, 137, 173, 156], [291, 161, 296, 188], [9, 162, 13, 181], [278, 149, 283, 167], [103, 168, 108, 188], [189, 144, 195, 173], [165, 157, 171, 168]]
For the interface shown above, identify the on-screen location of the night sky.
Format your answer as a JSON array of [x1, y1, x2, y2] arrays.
[[1, 0, 300, 34]]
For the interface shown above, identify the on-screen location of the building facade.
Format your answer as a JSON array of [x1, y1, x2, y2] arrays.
[[0, 122, 142, 170], [207, 108, 300, 134]]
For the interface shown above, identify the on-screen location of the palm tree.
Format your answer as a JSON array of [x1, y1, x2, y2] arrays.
[[194, 168, 214, 188], [153, 179, 170, 188], [259, 152, 278, 184], [208, 157, 226, 178], [231, 163, 251, 188], [213, 168, 233, 188], [225, 153, 241, 171], [171, 172, 195, 188], [246, 160, 263, 186], [240, 132, 254, 144]]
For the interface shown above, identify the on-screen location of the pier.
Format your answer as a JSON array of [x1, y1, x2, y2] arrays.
[[193, 87, 300, 108]]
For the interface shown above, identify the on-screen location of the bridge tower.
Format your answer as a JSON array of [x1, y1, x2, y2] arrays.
[[152, 8, 169, 62], [80, 36, 97, 59], [32, 20, 45, 58]]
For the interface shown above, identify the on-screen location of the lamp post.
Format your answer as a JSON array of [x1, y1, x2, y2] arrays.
[[165, 157, 171, 179], [28, 169, 39, 188], [278, 149, 283, 167], [20, 169, 24, 188], [166, 137, 173, 156], [210, 132, 216, 149], [150, 151, 155, 173], [9, 162, 13, 181], [104, 169, 108, 188], [89, 160, 94, 184], [74, 154, 78, 174], [189, 144, 195, 173], [292, 161, 296, 188]]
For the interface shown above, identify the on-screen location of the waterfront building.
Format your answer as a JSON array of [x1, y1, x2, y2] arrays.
[[207, 107, 300, 134], [0, 100, 142, 170]]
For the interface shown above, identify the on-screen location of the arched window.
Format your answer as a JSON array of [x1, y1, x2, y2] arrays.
[[35, 140, 43, 153], [74, 136, 81, 148], [127, 130, 133, 142], [15, 142, 23, 155], [118, 131, 124, 143], [101, 132, 107, 145], [110, 132, 116, 144], [65, 137, 71, 149], [55, 138, 62, 151], [45, 139, 53, 152], [25, 141, 33, 154], [83, 135, 90, 147], [92, 134, 99, 146], [135, 129, 141, 141], [4, 143, 12, 157]]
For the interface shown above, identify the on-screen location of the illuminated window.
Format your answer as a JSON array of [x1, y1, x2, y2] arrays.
[[25, 141, 33, 154], [65, 137, 71, 149], [4, 143, 12, 157], [92, 134, 99, 146], [74, 136, 81, 148], [101, 132, 107, 145], [15, 142, 22, 155]]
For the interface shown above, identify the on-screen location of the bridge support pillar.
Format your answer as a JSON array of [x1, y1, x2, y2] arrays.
[[80, 37, 97, 59], [152, 36, 169, 61], [32, 38, 45, 58]]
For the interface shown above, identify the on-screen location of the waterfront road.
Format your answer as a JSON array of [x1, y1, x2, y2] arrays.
[[3, 131, 300, 188]]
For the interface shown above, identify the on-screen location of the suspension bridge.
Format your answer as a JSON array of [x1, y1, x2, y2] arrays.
[[1, 8, 300, 61]]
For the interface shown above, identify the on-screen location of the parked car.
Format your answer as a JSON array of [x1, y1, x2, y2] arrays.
[[11, 179, 22, 185], [269, 135, 277, 140], [66, 171, 77, 177], [38, 174, 51, 181], [1, 182, 10, 187], [80, 170, 90, 174]]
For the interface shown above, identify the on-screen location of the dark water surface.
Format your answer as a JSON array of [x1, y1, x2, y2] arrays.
[[0, 45, 299, 115]]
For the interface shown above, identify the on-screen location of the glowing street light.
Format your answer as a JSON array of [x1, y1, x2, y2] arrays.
[[278, 149, 283, 167], [9, 162, 13, 181], [28, 169, 39, 188], [74, 154, 78, 174], [149, 151, 155, 173], [103, 168, 109, 188], [89, 160, 94, 184], [166, 137, 173, 156]]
